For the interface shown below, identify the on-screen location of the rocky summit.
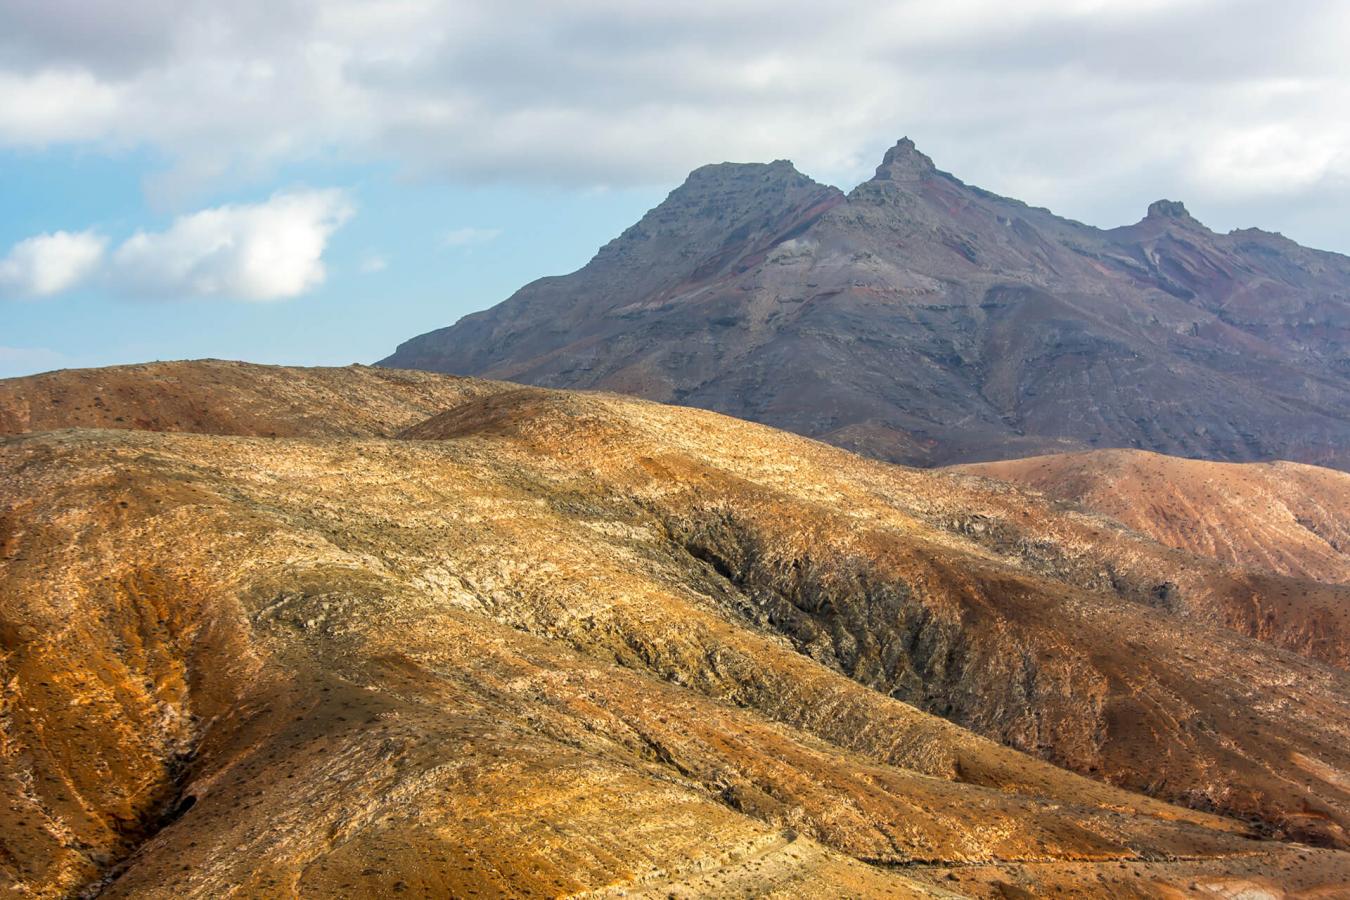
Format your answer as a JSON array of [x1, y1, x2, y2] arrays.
[[3, 361, 1350, 897], [382, 139, 1350, 470]]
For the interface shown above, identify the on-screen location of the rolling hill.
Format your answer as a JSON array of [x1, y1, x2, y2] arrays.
[[960, 449, 1350, 585], [3, 362, 1350, 896]]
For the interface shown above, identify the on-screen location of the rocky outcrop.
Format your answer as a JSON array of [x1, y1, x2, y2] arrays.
[[382, 139, 1350, 471]]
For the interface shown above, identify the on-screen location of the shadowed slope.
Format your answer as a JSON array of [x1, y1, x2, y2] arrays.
[[959, 449, 1350, 585]]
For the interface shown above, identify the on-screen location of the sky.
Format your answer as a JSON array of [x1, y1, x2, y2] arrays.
[[3, 0, 1349, 378]]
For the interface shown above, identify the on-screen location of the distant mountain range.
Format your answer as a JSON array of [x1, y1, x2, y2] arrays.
[[382, 138, 1350, 469]]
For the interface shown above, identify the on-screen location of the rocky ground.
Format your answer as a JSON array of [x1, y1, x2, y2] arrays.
[[2, 361, 1350, 897]]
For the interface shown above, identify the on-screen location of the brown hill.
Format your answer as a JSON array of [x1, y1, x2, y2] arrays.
[[381, 139, 1350, 471], [0, 359, 496, 438], [4, 363, 1350, 897], [960, 450, 1350, 585]]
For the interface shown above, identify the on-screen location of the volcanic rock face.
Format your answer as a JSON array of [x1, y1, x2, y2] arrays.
[[4, 362, 1350, 897], [382, 139, 1350, 470]]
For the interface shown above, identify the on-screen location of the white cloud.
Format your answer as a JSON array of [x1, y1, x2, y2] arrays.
[[1191, 122, 1344, 196], [0, 1, 1349, 247], [359, 253, 388, 273], [0, 69, 123, 144], [110, 190, 353, 301], [0, 230, 107, 297], [0, 191, 352, 302], [442, 227, 502, 248]]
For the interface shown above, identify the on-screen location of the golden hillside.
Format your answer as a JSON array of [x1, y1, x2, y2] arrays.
[[960, 449, 1350, 585], [3, 363, 1349, 897], [0, 360, 497, 439]]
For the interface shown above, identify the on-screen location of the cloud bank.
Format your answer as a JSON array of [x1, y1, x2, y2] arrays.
[[0, 230, 107, 297], [111, 190, 353, 301], [0, 190, 352, 302], [0, 1, 1347, 245]]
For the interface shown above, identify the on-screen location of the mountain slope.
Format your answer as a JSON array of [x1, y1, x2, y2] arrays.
[[959, 449, 1350, 585], [382, 139, 1350, 470], [5, 363, 1350, 897]]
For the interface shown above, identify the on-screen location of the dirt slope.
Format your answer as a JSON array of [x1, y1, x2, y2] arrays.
[[960, 449, 1350, 585], [3, 363, 1350, 897], [0, 359, 497, 438]]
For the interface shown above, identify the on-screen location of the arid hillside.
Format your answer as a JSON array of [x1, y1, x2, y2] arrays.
[[960, 449, 1350, 585], [0, 359, 497, 438], [3, 362, 1350, 898]]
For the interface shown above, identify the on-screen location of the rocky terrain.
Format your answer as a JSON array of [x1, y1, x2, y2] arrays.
[[960, 450, 1350, 585], [3, 361, 1350, 897], [382, 139, 1350, 471]]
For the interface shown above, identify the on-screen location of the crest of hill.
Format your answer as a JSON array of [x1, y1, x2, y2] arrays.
[[959, 449, 1350, 585], [0, 359, 504, 438]]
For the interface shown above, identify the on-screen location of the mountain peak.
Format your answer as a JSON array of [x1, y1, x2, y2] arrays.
[[684, 158, 804, 184], [873, 137, 936, 182], [1147, 199, 1192, 220]]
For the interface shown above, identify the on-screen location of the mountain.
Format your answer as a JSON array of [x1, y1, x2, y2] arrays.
[[382, 138, 1350, 470], [4, 362, 1350, 897], [959, 449, 1350, 585]]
